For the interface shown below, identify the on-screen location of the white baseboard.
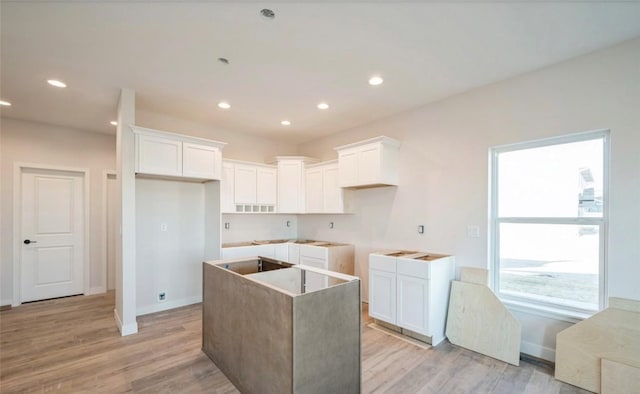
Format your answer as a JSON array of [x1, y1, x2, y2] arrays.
[[521, 340, 556, 363], [86, 286, 106, 296], [114, 309, 138, 336], [1, 299, 13, 307], [136, 295, 202, 316]]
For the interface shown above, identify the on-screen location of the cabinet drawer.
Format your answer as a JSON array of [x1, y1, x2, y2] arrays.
[[397, 259, 430, 279], [299, 245, 326, 260], [369, 255, 396, 273]]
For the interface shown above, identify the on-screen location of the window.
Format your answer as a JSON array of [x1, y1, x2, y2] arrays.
[[490, 130, 608, 316]]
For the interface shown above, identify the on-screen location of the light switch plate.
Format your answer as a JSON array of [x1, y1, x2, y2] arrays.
[[467, 225, 480, 238]]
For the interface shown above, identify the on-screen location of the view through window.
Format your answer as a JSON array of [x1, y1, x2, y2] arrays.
[[491, 131, 607, 313]]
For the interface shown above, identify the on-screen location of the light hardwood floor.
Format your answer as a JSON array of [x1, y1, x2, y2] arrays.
[[1, 292, 590, 393]]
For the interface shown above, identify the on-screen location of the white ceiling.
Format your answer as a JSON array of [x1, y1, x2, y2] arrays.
[[2, 1, 640, 144]]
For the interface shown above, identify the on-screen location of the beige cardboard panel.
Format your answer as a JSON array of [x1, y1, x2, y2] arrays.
[[601, 359, 640, 394], [555, 303, 640, 393], [459, 267, 489, 286], [445, 280, 521, 366]]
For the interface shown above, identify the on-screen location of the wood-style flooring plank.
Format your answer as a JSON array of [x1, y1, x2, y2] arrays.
[[1, 291, 590, 393]]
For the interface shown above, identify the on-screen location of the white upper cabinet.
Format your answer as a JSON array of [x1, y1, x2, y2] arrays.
[[273, 157, 318, 213], [234, 164, 257, 204], [335, 136, 401, 188], [305, 160, 349, 214], [136, 133, 183, 177], [133, 126, 226, 181], [223, 160, 277, 213], [182, 142, 221, 180], [256, 167, 277, 205]]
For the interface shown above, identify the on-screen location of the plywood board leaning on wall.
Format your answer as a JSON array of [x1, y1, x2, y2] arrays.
[[445, 268, 521, 366], [555, 297, 640, 393]]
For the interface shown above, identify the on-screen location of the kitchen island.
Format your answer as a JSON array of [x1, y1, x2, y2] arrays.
[[202, 257, 361, 394]]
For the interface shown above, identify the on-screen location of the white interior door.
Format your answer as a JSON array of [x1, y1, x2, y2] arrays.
[[21, 168, 85, 302], [106, 173, 117, 290]]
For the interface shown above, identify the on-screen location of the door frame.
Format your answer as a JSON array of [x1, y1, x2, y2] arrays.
[[101, 170, 117, 292], [12, 162, 91, 307]]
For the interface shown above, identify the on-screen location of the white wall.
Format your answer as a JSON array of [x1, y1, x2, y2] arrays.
[[221, 214, 298, 244], [0, 118, 116, 304], [297, 38, 640, 360], [135, 178, 207, 315]]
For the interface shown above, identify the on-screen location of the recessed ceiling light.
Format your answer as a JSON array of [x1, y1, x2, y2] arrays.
[[368, 76, 384, 86], [281, 120, 291, 126], [47, 79, 67, 88], [110, 121, 118, 126], [260, 8, 275, 19], [0, 100, 11, 106], [218, 101, 231, 109], [317, 102, 329, 110]]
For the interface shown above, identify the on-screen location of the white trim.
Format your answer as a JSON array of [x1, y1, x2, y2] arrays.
[[504, 299, 586, 324], [520, 340, 556, 363], [114, 309, 138, 336], [12, 162, 91, 307], [488, 129, 610, 318], [1, 299, 13, 307], [136, 295, 202, 316], [86, 286, 106, 296], [101, 170, 117, 292]]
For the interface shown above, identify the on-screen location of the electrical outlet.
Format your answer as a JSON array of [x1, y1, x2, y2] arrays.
[[157, 291, 167, 302], [160, 223, 168, 232]]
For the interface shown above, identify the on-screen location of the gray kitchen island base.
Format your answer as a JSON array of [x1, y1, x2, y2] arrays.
[[202, 258, 362, 394]]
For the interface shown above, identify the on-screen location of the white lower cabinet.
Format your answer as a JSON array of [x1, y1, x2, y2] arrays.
[[369, 251, 454, 345], [369, 269, 396, 324], [397, 274, 429, 334], [274, 243, 289, 262], [221, 244, 275, 260]]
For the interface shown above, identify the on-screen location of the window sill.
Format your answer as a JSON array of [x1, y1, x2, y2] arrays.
[[501, 298, 594, 324]]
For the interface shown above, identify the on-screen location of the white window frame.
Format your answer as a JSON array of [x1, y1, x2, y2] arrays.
[[489, 129, 609, 320]]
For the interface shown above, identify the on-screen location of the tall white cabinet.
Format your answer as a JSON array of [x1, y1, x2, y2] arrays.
[[273, 156, 318, 213], [369, 251, 454, 345], [305, 160, 350, 214]]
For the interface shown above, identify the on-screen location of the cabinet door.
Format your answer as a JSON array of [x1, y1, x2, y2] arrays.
[[300, 255, 327, 292], [357, 144, 381, 186], [305, 167, 324, 213], [274, 243, 289, 262], [220, 162, 235, 213], [288, 243, 300, 264], [182, 143, 221, 180], [338, 149, 358, 187], [369, 269, 396, 324], [323, 163, 343, 213], [256, 167, 277, 205], [277, 161, 303, 213], [137, 134, 182, 176], [234, 164, 257, 204], [397, 274, 429, 335]]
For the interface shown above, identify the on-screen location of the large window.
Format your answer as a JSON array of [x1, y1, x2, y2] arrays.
[[490, 130, 608, 316]]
